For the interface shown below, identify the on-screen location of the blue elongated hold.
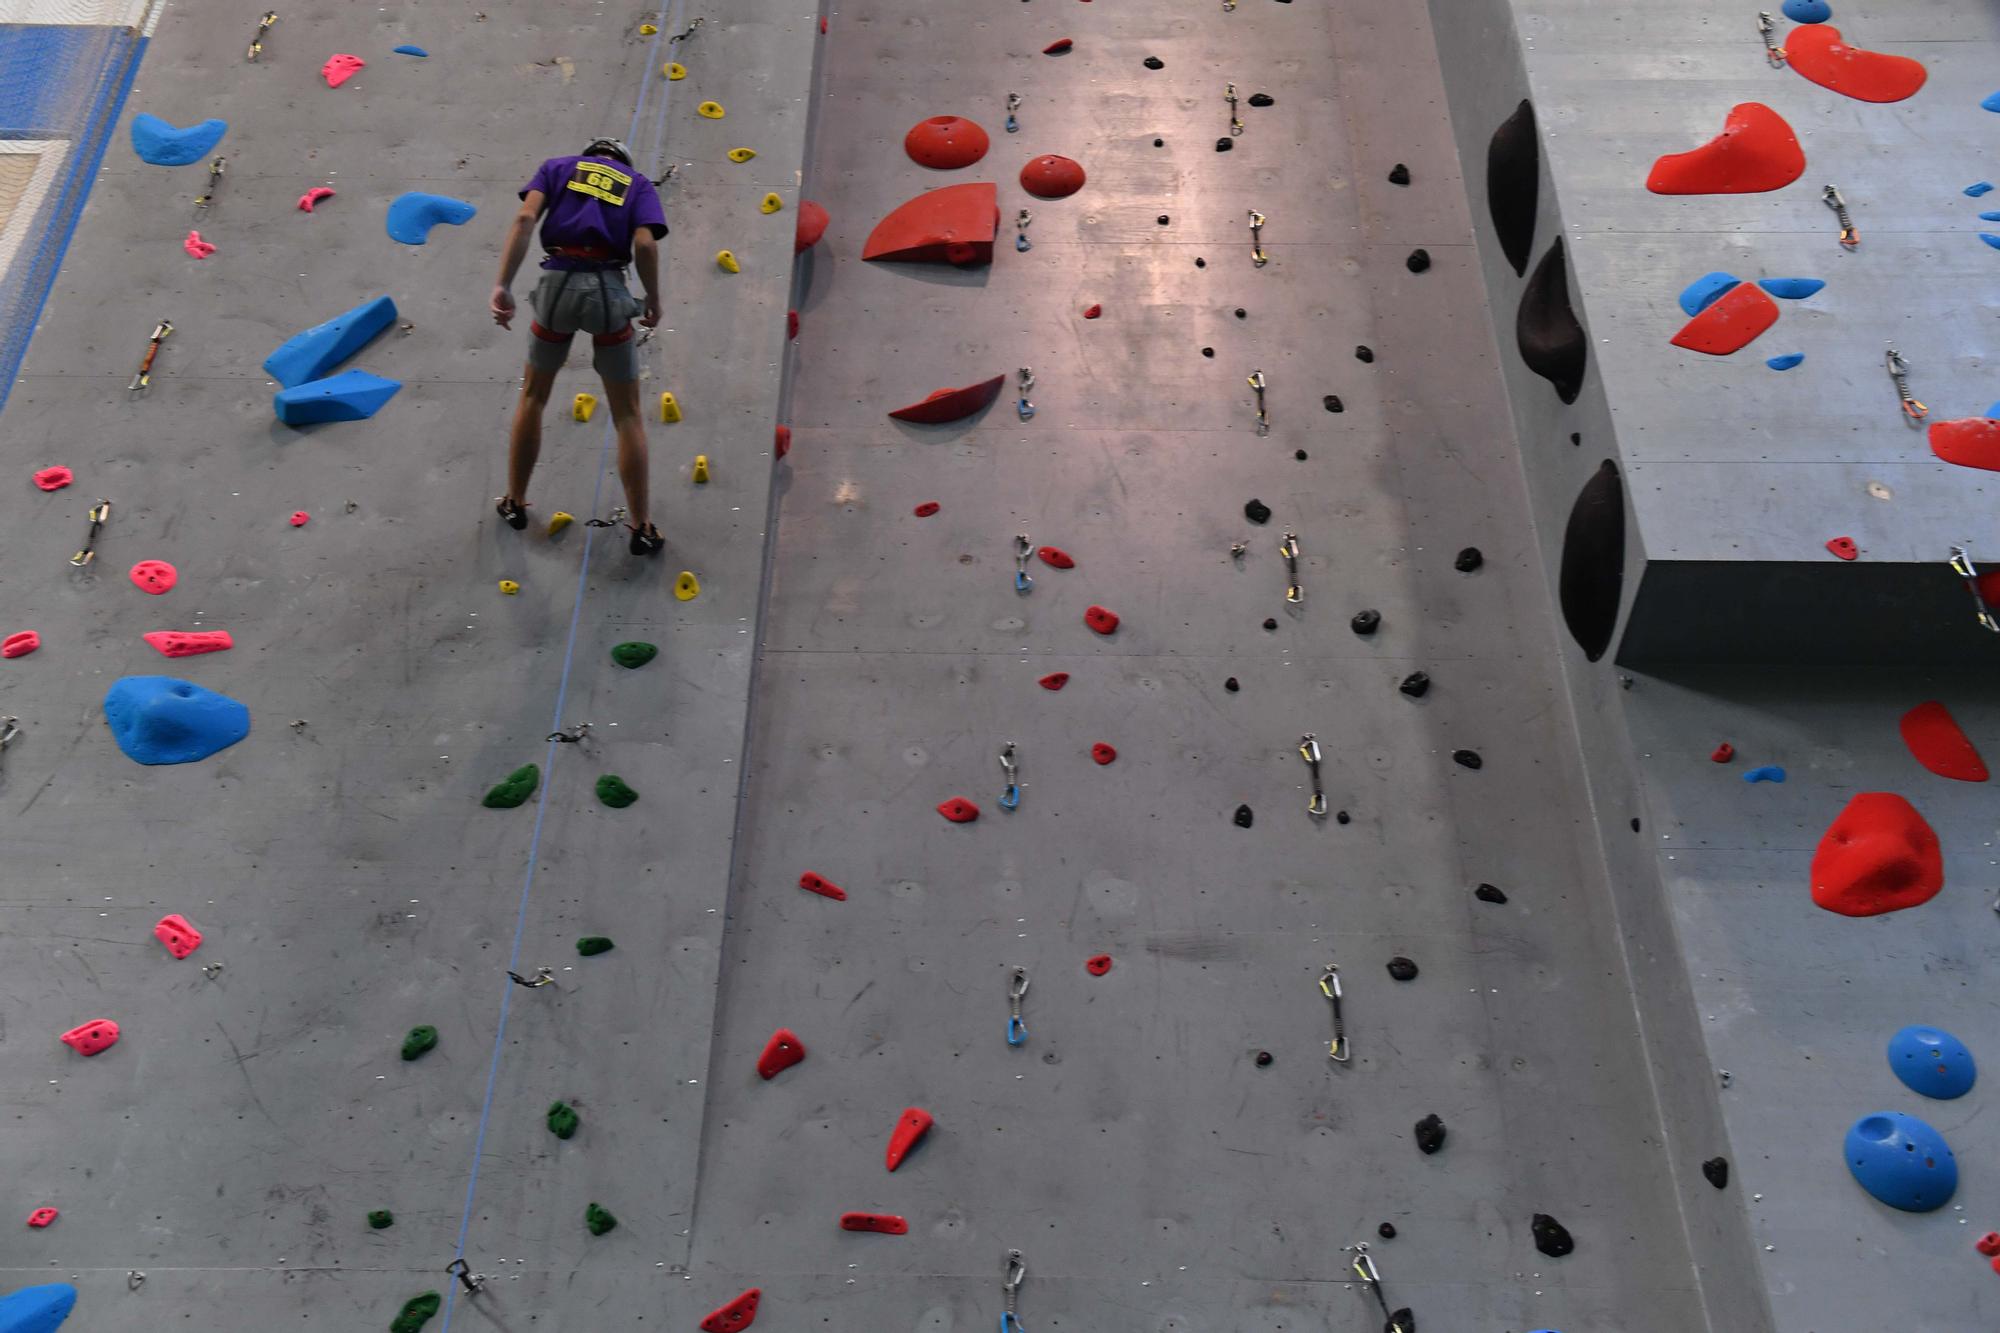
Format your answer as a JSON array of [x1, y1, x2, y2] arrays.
[[1888, 1025, 1977, 1100], [1986, 400, 2000, 419], [274, 369, 402, 426], [1968, 182, 1995, 198], [393, 44, 429, 56], [385, 191, 477, 245], [130, 113, 227, 166], [1981, 212, 2000, 222], [1743, 765, 1786, 783], [0, 1284, 76, 1333], [104, 677, 249, 766], [1766, 353, 1804, 371], [1757, 277, 1824, 300], [1982, 234, 2000, 251], [1845, 1111, 1957, 1212], [262, 295, 398, 388], [1984, 91, 2000, 113], [1781, 0, 1830, 20], [1677, 271, 1740, 317]]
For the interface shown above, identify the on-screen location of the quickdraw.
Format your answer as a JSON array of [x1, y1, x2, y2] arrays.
[[1280, 531, 1302, 604], [247, 10, 277, 61], [131, 319, 172, 391], [1756, 11, 1785, 67], [1349, 1247, 1411, 1333], [1006, 93, 1022, 135], [1000, 1249, 1027, 1333], [1319, 963, 1349, 1062], [446, 1258, 486, 1295], [70, 499, 110, 567], [1016, 207, 1033, 253], [1014, 533, 1034, 593], [507, 966, 555, 989], [1247, 209, 1267, 268], [1885, 347, 1926, 421], [1017, 367, 1036, 421], [1821, 185, 1857, 249], [1298, 733, 1327, 817], [1225, 83, 1243, 137], [546, 722, 593, 744], [668, 16, 704, 43], [1948, 546, 2000, 633], [1248, 369, 1269, 435], [195, 157, 227, 209], [999, 741, 1021, 811], [1006, 967, 1029, 1046]]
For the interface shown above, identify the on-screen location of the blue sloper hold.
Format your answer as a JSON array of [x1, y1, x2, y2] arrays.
[[1743, 765, 1786, 783], [1967, 182, 1994, 197], [386, 192, 477, 245], [104, 677, 249, 766], [1766, 353, 1805, 371], [1982, 234, 2000, 251], [1987, 400, 2000, 418], [1845, 1112, 1957, 1212], [393, 44, 429, 56], [1781, 0, 1831, 21], [274, 369, 402, 426], [0, 1285, 76, 1333], [262, 295, 398, 388], [130, 113, 227, 166], [1756, 277, 1824, 300], [1677, 271, 1740, 317], [1984, 91, 2000, 113], [1981, 212, 2000, 222], [1888, 1026, 1976, 1100]]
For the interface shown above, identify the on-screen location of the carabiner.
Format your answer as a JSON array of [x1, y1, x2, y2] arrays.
[[1319, 964, 1349, 1062], [1756, 11, 1786, 67], [1886, 347, 1926, 421], [1248, 369, 1269, 435], [1017, 367, 1036, 421], [999, 741, 1021, 810], [1225, 82, 1243, 137], [1016, 208, 1033, 253], [1001, 1250, 1027, 1333], [1013, 533, 1034, 593], [1949, 546, 2000, 633], [70, 499, 111, 567], [1006, 93, 1022, 135], [1280, 531, 1303, 604], [1299, 732, 1327, 816], [1007, 967, 1029, 1045], [1821, 184, 1858, 248], [1247, 209, 1268, 268]]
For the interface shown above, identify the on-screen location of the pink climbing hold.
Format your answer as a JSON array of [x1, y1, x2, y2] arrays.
[[60, 1019, 120, 1056], [297, 186, 336, 212], [2, 631, 40, 659], [25, 1208, 57, 1229], [1083, 304, 1102, 319], [798, 871, 847, 901], [1084, 605, 1120, 635], [1037, 545, 1074, 569], [143, 630, 231, 657], [1037, 672, 1069, 691], [1091, 742, 1117, 765], [913, 502, 940, 517], [289, 511, 310, 527], [322, 53, 366, 87], [32, 466, 72, 492], [182, 230, 216, 259], [937, 796, 980, 823], [153, 913, 203, 959], [1085, 954, 1113, 975], [1826, 536, 1858, 561], [129, 560, 177, 595]]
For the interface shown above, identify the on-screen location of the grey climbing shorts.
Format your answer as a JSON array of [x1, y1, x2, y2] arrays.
[[525, 267, 641, 382]]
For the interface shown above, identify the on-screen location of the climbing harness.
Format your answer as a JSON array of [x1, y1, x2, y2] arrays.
[[999, 741, 1021, 810], [1298, 734, 1327, 817], [446, 1258, 486, 1296], [546, 722, 593, 744], [1948, 546, 2000, 633], [1348, 1246, 1410, 1333], [668, 16, 703, 43], [246, 10, 276, 61], [1017, 367, 1036, 421], [1247, 209, 1267, 268], [1006, 967, 1029, 1045], [1006, 93, 1022, 134], [194, 157, 226, 210], [1756, 11, 1785, 67], [1225, 83, 1243, 137], [1279, 531, 1302, 604], [1014, 534, 1034, 593], [1248, 369, 1269, 435], [1319, 963, 1349, 1062], [1016, 207, 1033, 253], [1001, 1250, 1027, 1332], [1821, 185, 1858, 249], [130, 319, 171, 391], [507, 966, 556, 988], [1885, 347, 1926, 421], [69, 499, 110, 567]]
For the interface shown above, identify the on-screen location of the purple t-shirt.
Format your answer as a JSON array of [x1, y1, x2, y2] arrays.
[[522, 154, 668, 270]]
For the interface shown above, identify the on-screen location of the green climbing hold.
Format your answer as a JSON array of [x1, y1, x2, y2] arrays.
[[611, 641, 658, 669], [586, 1202, 619, 1236], [548, 1100, 580, 1139], [596, 774, 638, 808], [577, 936, 615, 956], [482, 763, 540, 809], [391, 1293, 441, 1333], [368, 1209, 395, 1230], [401, 1025, 438, 1061]]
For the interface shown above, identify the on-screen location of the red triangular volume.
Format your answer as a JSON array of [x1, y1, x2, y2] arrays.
[[1899, 701, 1989, 783], [1785, 25, 1927, 104], [886, 1106, 934, 1170], [1668, 282, 1779, 355], [1646, 103, 1805, 195], [1928, 417, 2000, 472], [863, 182, 998, 265], [1809, 792, 1942, 917], [701, 1289, 762, 1333], [757, 1028, 807, 1079]]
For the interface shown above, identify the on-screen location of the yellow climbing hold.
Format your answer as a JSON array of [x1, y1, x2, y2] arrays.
[[665, 61, 686, 80], [499, 579, 521, 596], [640, 22, 658, 34], [692, 454, 711, 484], [659, 391, 682, 423], [573, 392, 597, 422], [715, 250, 740, 274], [547, 511, 575, 535], [697, 100, 725, 119], [674, 571, 701, 601], [760, 193, 783, 214], [727, 147, 756, 164]]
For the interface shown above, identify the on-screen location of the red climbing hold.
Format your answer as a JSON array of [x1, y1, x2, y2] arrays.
[[798, 871, 847, 901], [25, 1208, 57, 1229], [904, 116, 991, 170], [839, 1212, 910, 1234], [913, 502, 941, 518], [1038, 672, 1070, 691], [153, 913, 203, 959], [1979, 1232, 2000, 1258], [1927, 418, 2000, 473], [297, 186, 336, 212], [1646, 103, 1804, 195], [700, 1289, 761, 1333], [322, 53, 366, 87], [1043, 38, 1073, 54], [290, 511, 310, 527], [1710, 742, 1735, 763], [787, 309, 799, 341], [183, 230, 216, 259], [820, 16, 827, 34], [863, 183, 997, 265], [1810, 792, 1943, 918], [1669, 282, 1779, 356], [1785, 25, 1927, 104], [2, 631, 39, 659], [1899, 701, 1989, 783], [32, 466, 72, 492], [1826, 536, 1858, 561], [1083, 304, 1101, 319], [886, 1106, 934, 1171], [1084, 605, 1120, 635], [60, 1019, 120, 1056], [889, 375, 1006, 425], [1037, 546, 1074, 569], [1085, 953, 1113, 975], [937, 797, 980, 823], [775, 425, 792, 459], [1020, 155, 1086, 200], [757, 1028, 807, 1079], [129, 560, 177, 595], [1091, 742, 1117, 765], [143, 630, 232, 658]]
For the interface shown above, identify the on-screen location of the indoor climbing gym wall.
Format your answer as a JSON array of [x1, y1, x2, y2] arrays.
[[0, 2, 1994, 1333]]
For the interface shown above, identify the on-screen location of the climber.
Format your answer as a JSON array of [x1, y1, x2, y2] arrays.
[[491, 137, 668, 555]]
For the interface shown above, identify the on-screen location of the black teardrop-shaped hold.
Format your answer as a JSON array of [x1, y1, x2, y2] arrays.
[[1531, 1212, 1574, 1257], [1355, 345, 1375, 363], [1351, 609, 1381, 636], [1454, 547, 1483, 572], [1414, 1113, 1446, 1155], [1474, 883, 1508, 904], [1244, 498, 1272, 524], [1399, 671, 1430, 698], [1215, 138, 1234, 152], [1517, 238, 1586, 404], [1143, 56, 1164, 68], [1323, 394, 1344, 413], [1385, 956, 1419, 981], [1377, 1221, 1397, 1239], [1487, 98, 1539, 276], [1702, 1157, 1729, 1189], [1387, 163, 1410, 186], [1452, 749, 1482, 770], [1233, 804, 1254, 828], [1224, 676, 1240, 692], [1248, 93, 1274, 107], [1558, 460, 1625, 662], [1406, 248, 1430, 273]]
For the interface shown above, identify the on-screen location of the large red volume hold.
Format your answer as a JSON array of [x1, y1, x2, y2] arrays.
[[862, 183, 999, 265], [1809, 792, 1943, 917], [700, 1289, 761, 1333], [1899, 701, 1989, 783], [799, 871, 847, 900], [1020, 155, 1086, 200], [905, 116, 990, 170], [1646, 103, 1804, 195], [886, 1106, 934, 1170], [757, 1028, 807, 1079], [889, 375, 1006, 425], [1669, 282, 1779, 355], [1928, 418, 2000, 472], [839, 1212, 910, 1234], [937, 797, 980, 823], [1785, 25, 1927, 103]]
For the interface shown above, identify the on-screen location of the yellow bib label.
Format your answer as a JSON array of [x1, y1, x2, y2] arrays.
[[566, 160, 632, 207]]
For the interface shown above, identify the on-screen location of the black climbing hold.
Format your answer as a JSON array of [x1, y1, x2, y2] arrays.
[[1517, 238, 1586, 404], [1454, 546, 1483, 572], [1386, 1310, 1415, 1333], [392, 1293, 442, 1333], [1154, 138, 1165, 147], [1630, 816, 1641, 832], [1194, 257, 1206, 268], [1531, 1212, 1574, 1258], [1294, 449, 1307, 461], [401, 1025, 438, 1061], [1474, 883, 1508, 904], [547, 1100, 580, 1140], [1335, 810, 1350, 824], [1702, 1157, 1730, 1189], [1144, 56, 1164, 69], [1323, 394, 1344, 413], [1406, 248, 1431, 273], [1262, 618, 1278, 632], [1355, 345, 1374, 363], [586, 1202, 619, 1236], [1487, 99, 1539, 277], [1414, 1113, 1446, 1155], [1398, 671, 1430, 698], [1233, 804, 1254, 828], [1387, 163, 1410, 186], [1558, 460, 1624, 662], [1234, 308, 1246, 319], [1377, 1222, 1397, 1239], [368, 1209, 395, 1230], [1224, 677, 1240, 692], [1569, 432, 1580, 446], [1255, 1050, 1273, 1067], [1452, 749, 1482, 770], [1202, 347, 1215, 358], [1216, 138, 1233, 153], [1350, 609, 1381, 636], [577, 935, 615, 956], [1157, 215, 1170, 225], [1386, 956, 1419, 981], [1249, 93, 1274, 107], [1244, 498, 1272, 524]]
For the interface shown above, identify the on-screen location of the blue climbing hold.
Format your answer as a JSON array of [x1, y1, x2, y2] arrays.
[[1888, 1026, 1976, 1100], [393, 44, 429, 56], [0, 1284, 76, 1333], [1984, 91, 2000, 114], [1967, 182, 1994, 198], [1987, 400, 2000, 419], [1982, 212, 2000, 222], [1677, 271, 1740, 317], [386, 192, 477, 245], [273, 369, 402, 426], [104, 677, 249, 766], [130, 114, 227, 167], [1781, 0, 1831, 21], [1757, 277, 1824, 301], [1766, 353, 1804, 371], [262, 295, 398, 388], [1982, 234, 2000, 251], [1845, 1111, 1957, 1212], [1743, 765, 1786, 783]]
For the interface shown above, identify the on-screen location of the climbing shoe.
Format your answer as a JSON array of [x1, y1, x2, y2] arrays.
[[629, 522, 665, 557], [495, 496, 528, 531]]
